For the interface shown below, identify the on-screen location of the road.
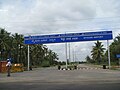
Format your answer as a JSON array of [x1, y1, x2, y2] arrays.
[[0, 64, 120, 90]]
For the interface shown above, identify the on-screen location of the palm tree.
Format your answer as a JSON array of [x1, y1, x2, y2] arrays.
[[46, 50, 58, 65], [0, 28, 11, 61], [12, 33, 24, 63], [91, 41, 105, 64], [0, 28, 59, 66], [109, 34, 120, 63]]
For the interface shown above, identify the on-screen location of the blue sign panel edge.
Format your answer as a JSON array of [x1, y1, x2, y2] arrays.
[[116, 54, 120, 58]]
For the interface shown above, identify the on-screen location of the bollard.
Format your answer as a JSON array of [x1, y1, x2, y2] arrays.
[[74, 65, 77, 69], [58, 65, 61, 70]]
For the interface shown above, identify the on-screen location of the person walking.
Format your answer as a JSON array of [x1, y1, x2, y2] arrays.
[[6, 59, 12, 77]]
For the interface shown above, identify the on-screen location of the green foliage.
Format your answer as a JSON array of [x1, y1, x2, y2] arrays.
[[0, 28, 59, 67], [108, 34, 120, 65], [91, 41, 105, 64], [57, 61, 66, 65], [86, 55, 95, 63], [88, 34, 120, 66], [41, 60, 50, 67]]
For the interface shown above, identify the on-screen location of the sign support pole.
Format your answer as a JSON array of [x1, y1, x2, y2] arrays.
[[65, 43, 68, 69], [107, 40, 111, 69], [68, 43, 71, 63], [28, 45, 30, 71]]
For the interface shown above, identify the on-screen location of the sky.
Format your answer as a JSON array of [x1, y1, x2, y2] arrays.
[[0, 0, 120, 62]]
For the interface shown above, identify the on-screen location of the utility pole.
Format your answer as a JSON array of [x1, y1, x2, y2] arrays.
[[72, 48, 75, 62]]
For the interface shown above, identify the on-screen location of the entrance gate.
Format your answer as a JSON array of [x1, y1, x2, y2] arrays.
[[24, 31, 113, 70]]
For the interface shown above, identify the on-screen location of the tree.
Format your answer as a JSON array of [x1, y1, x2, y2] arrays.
[[30, 44, 45, 66], [44, 49, 59, 66], [0, 28, 11, 60], [0, 28, 59, 67], [106, 34, 120, 65], [12, 33, 24, 63], [91, 41, 105, 64], [86, 55, 94, 63]]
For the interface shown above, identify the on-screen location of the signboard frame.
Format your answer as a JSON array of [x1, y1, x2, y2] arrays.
[[24, 31, 113, 45], [24, 31, 113, 70]]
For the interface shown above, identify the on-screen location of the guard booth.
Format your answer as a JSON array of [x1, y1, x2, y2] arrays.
[[0, 61, 7, 73]]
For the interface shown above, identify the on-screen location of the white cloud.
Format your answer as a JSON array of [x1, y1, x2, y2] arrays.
[[0, 0, 120, 61]]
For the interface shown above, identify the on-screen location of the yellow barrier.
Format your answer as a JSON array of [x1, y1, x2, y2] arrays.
[[11, 64, 24, 73]]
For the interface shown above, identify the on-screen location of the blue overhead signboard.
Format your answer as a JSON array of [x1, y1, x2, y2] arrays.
[[24, 31, 113, 44]]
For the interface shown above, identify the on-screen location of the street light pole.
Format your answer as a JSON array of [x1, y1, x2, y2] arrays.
[[72, 48, 75, 62]]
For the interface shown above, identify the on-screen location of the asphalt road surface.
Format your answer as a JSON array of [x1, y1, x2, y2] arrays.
[[0, 64, 120, 90]]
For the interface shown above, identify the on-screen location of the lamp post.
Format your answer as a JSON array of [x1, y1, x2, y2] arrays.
[[72, 48, 75, 62], [72, 45, 78, 62]]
